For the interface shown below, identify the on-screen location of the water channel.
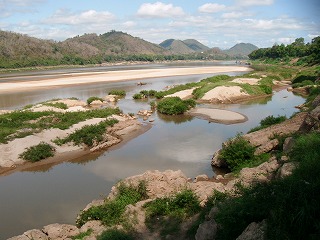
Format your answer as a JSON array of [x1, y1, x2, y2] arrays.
[[0, 62, 305, 239]]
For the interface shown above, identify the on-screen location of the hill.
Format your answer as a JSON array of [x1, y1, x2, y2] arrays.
[[160, 39, 210, 54], [223, 43, 258, 58]]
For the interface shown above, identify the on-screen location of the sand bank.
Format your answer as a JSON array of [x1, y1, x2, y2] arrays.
[[188, 107, 247, 124], [0, 66, 251, 92]]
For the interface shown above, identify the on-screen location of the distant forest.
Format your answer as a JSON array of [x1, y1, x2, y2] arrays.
[[249, 37, 320, 65]]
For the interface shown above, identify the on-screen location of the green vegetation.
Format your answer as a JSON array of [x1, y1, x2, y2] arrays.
[[87, 96, 104, 105], [132, 89, 158, 99], [212, 132, 320, 240], [54, 119, 118, 147], [108, 90, 126, 97], [132, 93, 145, 100], [157, 97, 196, 115], [71, 229, 93, 240], [77, 180, 148, 227], [249, 115, 287, 133], [43, 102, 68, 109], [155, 83, 199, 99], [0, 107, 121, 143], [249, 36, 320, 65], [219, 134, 259, 172], [97, 229, 134, 240], [19, 142, 55, 162], [144, 189, 201, 238]]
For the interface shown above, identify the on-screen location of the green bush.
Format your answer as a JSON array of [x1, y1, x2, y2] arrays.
[[201, 75, 231, 83], [157, 97, 195, 115], [108, 90, 126, 97], [292, 80, 315, 88], [132, 93, 145, 100], [19, 142, 55, 162], [249, 115, 287, 133], [144, 189, 201, 237], [97, 229, 134, 240], [219, 134, 256, 171], [54, 119, 118, 147], [154, 91, 166, 99], [77, 181, 148, 227], [87, 96, 104, 105]]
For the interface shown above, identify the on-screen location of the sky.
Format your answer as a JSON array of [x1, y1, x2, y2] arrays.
[[0, 0, 319, 48]]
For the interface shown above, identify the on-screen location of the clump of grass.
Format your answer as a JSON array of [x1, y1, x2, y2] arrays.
[[87, 96, 104, 105], [108, 90, 126, 97], [218, 134, 256, 172], [132, 93, 145, 100], [76, 180, 148, 227], [248, 115, 287, 133], [19, 142, 55, 162], [97, 229, 134, 240], [157, 97, 195, 115], [43, 102, 68, 109], [54, 119, 118, 147], [71, 229, 93, 240], [144, 189, 201, 238]]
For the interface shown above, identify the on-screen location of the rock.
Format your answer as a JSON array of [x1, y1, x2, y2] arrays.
[[211, 149, 227, 168], [278, 162, 296, 179], [287, 87, 293, 91], [195, 219, 218, 240], [283, 137, 295, 154], [254, 139, 279, 155], [105, 95, 117, 102], [195, 174, 209, 182], [312, 95, 320, 108], [190, 181, 225, 206], [24, 229, 49, 240], [90, 100, 104, 105], [42, 224, 80, 240], [80, 220, 106, 236], [299, 105, 320, 132], [7, 235, 30, 240], [215, 175, 224, 180], [236, 220, 266, 240], [280, 155, 289, 162]]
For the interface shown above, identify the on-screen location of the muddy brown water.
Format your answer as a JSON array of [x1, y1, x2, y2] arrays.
[[0, 63, 305, 239]]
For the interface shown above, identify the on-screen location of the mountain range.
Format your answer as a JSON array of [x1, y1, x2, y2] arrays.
[[0, 30, 258, 68]]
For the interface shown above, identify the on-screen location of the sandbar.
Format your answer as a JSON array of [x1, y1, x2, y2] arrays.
[[0, 66, 251, 92]]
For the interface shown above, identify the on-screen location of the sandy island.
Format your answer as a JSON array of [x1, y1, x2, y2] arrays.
[[0, 66, 251, 92]]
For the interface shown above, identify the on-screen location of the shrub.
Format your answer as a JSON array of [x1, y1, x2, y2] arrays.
[[144, 189, 201, 237], [19, 142, 55, 162], [249, 115, 287, 133], [219, 134, 256, 171], [108, 90, 126, 97], [157, 97, 194, 115], [77, 180, 148, 227], [154, 91, 166, 99], [292, 80, 315, 88], [87, 96, 104, 105], [97, 229, 134, 240], [132, 93, 145, 100]]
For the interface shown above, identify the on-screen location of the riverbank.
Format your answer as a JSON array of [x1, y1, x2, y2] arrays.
[[0, 65, 251, 93]]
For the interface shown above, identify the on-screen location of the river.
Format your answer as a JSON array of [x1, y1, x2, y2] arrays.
[[0, 62, 305, 239]]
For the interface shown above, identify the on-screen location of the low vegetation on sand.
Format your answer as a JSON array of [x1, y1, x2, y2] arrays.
[[108, 89, 126, 97], [87, 96, 104, 105], [19, 142, 55, 162], [156, 97, 196, 115]]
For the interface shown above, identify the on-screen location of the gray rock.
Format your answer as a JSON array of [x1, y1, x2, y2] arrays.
[[211, 149, 227, 168], [195, 174, 209, 182], [299, 105, 320, 132], [254, 139, 279, 155], [215, 174, 224, 180], [24, 229, 49, 240], [236, 220, 266, 240], [312, 95, 320, 108], [283, 137, 295, 154], [278, 162, 296, 178], [42, 224, 80, 240], [195, 219, 218, 240]]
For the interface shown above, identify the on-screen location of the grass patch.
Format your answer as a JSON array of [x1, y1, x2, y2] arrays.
[[157, 97, 195, 115], [108, 89, 126, 97], [76, 180, 148, 227], [54, 119, 118, 147], [19, 142, 55, 162], [144, 189, 201, 238], [43, 102, 68, 109], [248, 115, 287, 133], [97, 229, 134, 240], [87, 96, 104, 105]]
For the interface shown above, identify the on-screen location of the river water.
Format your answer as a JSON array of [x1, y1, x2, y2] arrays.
[[0, 63, 305, 239]]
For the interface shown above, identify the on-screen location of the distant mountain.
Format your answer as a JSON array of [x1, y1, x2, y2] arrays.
[[160, 39, 210, 54], [223, 43, 258, 58]]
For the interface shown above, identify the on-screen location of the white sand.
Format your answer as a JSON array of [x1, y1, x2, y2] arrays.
[[201, 86, 249, 102], [231, 77, 260, 85], [165, 88, 196, 100], [188, 108, 247, 124], [0, 66, 251, 92]]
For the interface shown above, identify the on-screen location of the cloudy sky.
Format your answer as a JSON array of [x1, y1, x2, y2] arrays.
[[0, 0, 319, 48]]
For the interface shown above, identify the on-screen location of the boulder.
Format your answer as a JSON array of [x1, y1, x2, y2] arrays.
[[105, 95, 117, 102], [236, 220, 266, 240], [312, 95, 320, 108], [283, 137, 295, 154], [299, 105, 320, 132], [80, 220, 106, 236], [195, 219, 218, 240], [42, 224, 80, 240], [24, 229, 49, 240], [195, 174, 209, 182], [254, 139, 279, 155], [278, 162, 296, 179], [211, 149, 227, 168]]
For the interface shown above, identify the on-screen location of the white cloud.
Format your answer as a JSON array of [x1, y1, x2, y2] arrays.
[[198, 3, 226, 13], [236, 0, 274, 6], [277, 37, 295, 44], [137, 2, 185, 18], [222, 12, 249, 19], [0, 0, 44, 17], [123, 21, 136, 28], [44, 9, 114, 25]]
